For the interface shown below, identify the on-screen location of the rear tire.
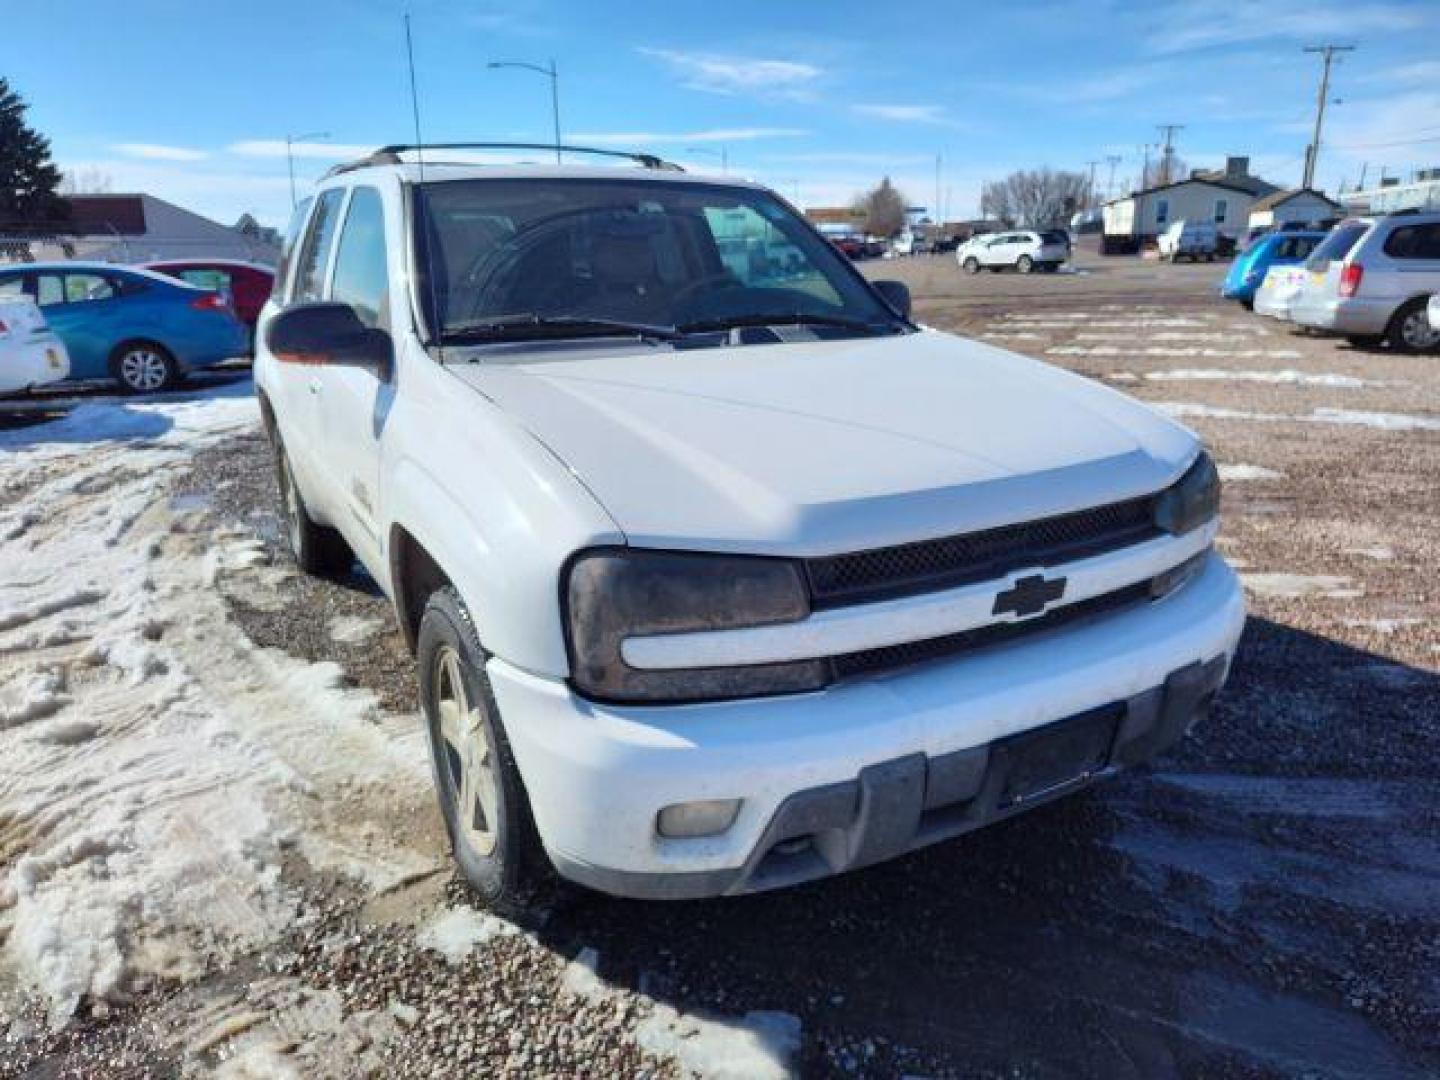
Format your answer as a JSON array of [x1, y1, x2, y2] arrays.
[[1385, 298, 1440, 353], [419, 587, 549, 912], [273, 439, 354, 577], [962, 256, 980, 274], [111, 340, 179, 394], [1016, 255, 1034, 274]]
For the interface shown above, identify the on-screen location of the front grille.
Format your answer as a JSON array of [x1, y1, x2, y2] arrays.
[[805, 495, 1160, 608], [831, 580, 1153, 682]]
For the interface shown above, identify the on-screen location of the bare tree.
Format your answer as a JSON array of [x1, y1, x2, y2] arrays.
[[981, 168, 1089, 227], [853, 177, 908, 237], [1143, 155, 1188, 189], [60, 167, 113, 194]]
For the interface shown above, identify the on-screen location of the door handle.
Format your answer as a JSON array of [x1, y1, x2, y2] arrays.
[[308, 377, 321, 395]]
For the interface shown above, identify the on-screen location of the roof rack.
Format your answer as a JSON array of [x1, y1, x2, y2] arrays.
[[325, 142, 685, 178]]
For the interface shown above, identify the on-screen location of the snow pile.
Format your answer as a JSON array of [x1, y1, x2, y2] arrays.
[[1241, 573, 1363, 600], [1218, 464, 1284, 482], [636, 1006, 802, 1080], [416, 905, 517, 964], [1156, 402, 1440, 431], [1143, 369, 1369, 388], [0, 383, 436, 1027]]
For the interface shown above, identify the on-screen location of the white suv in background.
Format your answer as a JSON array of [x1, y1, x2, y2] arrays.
[[957, 230, 1070, 274], [1291, 211, 1440, 352], [0, 293, 69, 394], [255, 145, 1244, 907]]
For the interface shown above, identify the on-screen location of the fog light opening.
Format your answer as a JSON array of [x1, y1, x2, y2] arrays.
[[657, 799, 742, 839]]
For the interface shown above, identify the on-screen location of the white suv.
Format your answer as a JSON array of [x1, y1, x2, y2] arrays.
[[255, 145, 1244, 906], [1291, 211, 1440, 352], [956, 230, 1069, 274]]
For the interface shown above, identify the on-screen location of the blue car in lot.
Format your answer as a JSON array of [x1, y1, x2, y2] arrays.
[[1221, 231, 1327, 307], [0, 262, 249, 393]]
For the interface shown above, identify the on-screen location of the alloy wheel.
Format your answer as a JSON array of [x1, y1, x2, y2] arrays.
[[119, 348, 169, 392], [1400, 309, 1440, 351], [434, 645, 500, 856]]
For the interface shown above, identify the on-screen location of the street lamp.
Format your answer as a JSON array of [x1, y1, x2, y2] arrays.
[[287, 131, 330, 208], [487, 59, 561, 163], [684, 145, 728, 174]]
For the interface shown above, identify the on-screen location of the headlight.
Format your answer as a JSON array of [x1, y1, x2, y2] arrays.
[[1154, 451, 1220, 535], [564, 548, 825, 703]]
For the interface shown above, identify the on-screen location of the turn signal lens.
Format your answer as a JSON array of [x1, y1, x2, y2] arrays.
[[658, 799, 742, 839], [1154, 452, 1221, 536]]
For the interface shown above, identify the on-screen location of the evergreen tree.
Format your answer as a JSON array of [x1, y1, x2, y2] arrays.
[[0, 78, 68, 228]]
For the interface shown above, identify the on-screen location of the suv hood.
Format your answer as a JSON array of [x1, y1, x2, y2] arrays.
[[448, 331, 1197, 554]]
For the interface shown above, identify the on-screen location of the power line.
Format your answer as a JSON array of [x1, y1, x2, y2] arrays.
[[1301, 44, 1355, 189]]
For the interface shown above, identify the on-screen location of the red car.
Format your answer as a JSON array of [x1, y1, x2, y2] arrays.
[[143, 260, 275, 331]]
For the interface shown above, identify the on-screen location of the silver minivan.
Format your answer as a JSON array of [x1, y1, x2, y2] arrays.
[[1290, 211, 1440, 352]]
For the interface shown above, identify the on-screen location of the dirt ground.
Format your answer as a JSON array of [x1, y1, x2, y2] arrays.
[[3, 248, 1438, 1078]]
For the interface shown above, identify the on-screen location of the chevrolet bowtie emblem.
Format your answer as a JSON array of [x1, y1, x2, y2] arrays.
[[993, 573, 1067, 619]]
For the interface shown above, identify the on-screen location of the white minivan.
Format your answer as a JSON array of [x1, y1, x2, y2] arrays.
[[1158, 220, 1219, 262], [0, 294, 69, 395], [255, 145, 1244, 906]]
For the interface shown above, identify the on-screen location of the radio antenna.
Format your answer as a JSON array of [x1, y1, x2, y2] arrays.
[[404, 13, 443, 358]]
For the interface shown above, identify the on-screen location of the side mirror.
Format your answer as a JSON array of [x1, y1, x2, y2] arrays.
[[872, 279, 912, 320], [266, 302, 392, 379]]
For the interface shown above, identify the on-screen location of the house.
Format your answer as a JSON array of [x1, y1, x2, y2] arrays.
[[0, 194, 279, 265], [1247, 188, 1342, 232], [1102, 156, 1276, 249]]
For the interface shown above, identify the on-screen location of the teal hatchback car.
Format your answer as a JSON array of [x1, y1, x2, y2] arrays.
[[0, 262, 249, 393], [1221, 231, 1327, 308]]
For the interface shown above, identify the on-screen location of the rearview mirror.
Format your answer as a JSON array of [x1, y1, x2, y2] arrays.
[[872, 279, 912, 320], [266, 302, 392, 379]]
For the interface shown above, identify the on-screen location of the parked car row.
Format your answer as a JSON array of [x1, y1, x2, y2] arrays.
[[1250, 209, 1440, 353], [0, 258, 274, 396]]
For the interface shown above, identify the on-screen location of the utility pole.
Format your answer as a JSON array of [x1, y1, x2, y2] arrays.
[[1302, 44, 1354, 189], [935, 153, 942, 228], [1140, 143, 1153, 189], [1156, 125, 1184, 186], [1105, 154, 1122, 200], [1084, 160, 1099, 207]]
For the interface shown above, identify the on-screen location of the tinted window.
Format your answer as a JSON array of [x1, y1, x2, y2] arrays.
[[36, 274, 63, 306], [1156, 200, 1170, 225], [293, 188, 345, 303], [1383, 223, 1440, 260], [275, 198, 313, 301], [1306, 222, 1368, 271], [1214, 199, 1228, 224], [177, 267, 234, 292], [330, 187, 391, 328]]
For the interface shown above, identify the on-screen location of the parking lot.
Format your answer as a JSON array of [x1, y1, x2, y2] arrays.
[[2, 249, 1437, 1078]]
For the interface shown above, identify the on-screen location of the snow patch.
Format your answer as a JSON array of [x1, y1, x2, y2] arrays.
[[561, 946, 610, 1001], [0, 667, 70, 728], [327, 615, 384, 646], [1241, 573, 1363, 600], [415, 905, 517, 964], [1218, 464, 1284, 482], [1144, 369, 1369, 388], [1156, 402, 1440, 431], [635, 1006, 802, 1080], [1344, 617, 1422, 635], [1345, 545, 1394, 561]]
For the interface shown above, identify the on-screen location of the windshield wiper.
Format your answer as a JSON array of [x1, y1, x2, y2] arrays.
[[676, 312, 891, 335], [443, 313, 679, 343]]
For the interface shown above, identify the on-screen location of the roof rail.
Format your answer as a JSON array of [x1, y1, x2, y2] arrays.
[[325, 142, 685, 178]]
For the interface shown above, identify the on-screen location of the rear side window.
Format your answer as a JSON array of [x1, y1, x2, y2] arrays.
[[177, 267, 234, 293], [0, 276, 25, 298], [329, 187, 391, 328], [293, 188, 346, 303], [1306, 223, 1368, 271], [1382, 223, 1440, 260], [64, 273, 115, 302]]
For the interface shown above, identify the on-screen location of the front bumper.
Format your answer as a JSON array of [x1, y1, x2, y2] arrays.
[[490, 553, 1245, 899]]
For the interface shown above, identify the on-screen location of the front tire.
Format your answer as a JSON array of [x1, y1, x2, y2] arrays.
[[1016, 255, 1034, 274], [1385, 299, 1440, 354], [111, 341, 179, 394], [962, 256, 980, 274], [273, 440, 353, 577], [419, 587, 548, 911]]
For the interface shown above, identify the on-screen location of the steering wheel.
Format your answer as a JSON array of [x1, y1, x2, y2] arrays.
[[670, 271, 745, 312]]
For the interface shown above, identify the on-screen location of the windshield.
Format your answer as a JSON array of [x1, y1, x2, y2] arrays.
[[412, 177, 905, 343], [1305, 222, 1367, 271]]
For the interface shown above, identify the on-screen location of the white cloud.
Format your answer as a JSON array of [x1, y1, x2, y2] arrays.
[[762, 152, 938, 166], [1143, 0, 1423, 53], [227, 140, 378, 160], [1366, 60, 1440, 84], [851, 104, 951, 125], [570, 128, 804, 146], [112, 143, 209, 162], [638, 48, 821, 99]]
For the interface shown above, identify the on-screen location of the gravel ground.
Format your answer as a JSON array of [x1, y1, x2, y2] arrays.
[[7, 249, 1438, 1078]]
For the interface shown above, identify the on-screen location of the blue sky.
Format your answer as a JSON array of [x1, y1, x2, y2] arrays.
[[8, 0, 1439, 228]]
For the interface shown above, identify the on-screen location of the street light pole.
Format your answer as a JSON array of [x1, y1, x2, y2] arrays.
[[287, 130, 330, 209], [488, 59, 562, 163]]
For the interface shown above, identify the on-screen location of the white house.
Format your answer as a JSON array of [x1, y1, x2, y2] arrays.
[[1247, 188, 1342, 232], [1103, 156, 1278, 246], [0, 194, 279, 266]]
